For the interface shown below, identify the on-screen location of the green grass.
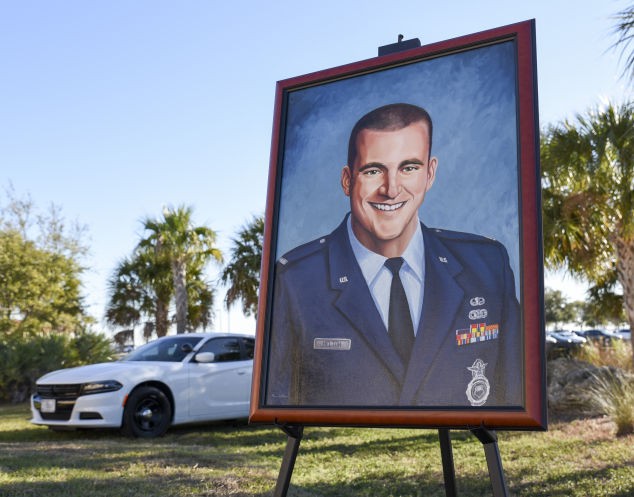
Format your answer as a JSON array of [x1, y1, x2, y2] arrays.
[[0, 404, 632, 496]]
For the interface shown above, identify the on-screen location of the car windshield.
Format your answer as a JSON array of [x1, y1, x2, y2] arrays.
[[121, 336, 204, 362]]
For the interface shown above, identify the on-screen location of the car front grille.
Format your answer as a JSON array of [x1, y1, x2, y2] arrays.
[[36, 384, 82, 399], [35, 384, 82, 421]]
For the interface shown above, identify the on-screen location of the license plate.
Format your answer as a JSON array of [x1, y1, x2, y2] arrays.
[[41, 399, 56, 413]]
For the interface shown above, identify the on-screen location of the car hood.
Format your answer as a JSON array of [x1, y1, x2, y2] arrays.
[[37, 361, 183, 384]]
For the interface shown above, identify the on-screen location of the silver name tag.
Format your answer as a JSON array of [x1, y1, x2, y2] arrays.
[[313, 338, 351, 351]]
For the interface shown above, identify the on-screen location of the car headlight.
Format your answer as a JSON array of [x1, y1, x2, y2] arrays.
[[80, 380, 123, 396]]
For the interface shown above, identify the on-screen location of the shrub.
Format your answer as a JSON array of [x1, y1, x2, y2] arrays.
[[573, 339, 633, 372], [0, 332, 115, 403], [587, 369, 634, 437], [71, 332, 116, 366]]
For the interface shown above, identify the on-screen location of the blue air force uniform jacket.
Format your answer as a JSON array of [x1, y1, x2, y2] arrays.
[[265, 216, 522, 408]]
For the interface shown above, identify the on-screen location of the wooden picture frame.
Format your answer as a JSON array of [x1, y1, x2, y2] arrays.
[[250, 20, 545, 430]]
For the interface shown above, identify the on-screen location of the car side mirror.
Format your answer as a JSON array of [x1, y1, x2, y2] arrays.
[[195, 352, 215, 363]]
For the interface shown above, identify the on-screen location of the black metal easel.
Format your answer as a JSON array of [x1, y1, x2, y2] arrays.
[[438, 427, 510, 497], [273, 425, 509, 497], [469, 428, 510, 496], [274, 425, 304, 497]]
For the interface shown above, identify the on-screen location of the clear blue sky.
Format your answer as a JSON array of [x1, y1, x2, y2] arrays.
[[1, 0, 631, 335]]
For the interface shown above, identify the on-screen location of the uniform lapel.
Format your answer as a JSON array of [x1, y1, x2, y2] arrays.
[[399, 225, 464, 404], [328, 218, 406, 383]]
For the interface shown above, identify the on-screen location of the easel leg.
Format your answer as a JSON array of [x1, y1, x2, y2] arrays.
[[470, 428, 509, 497], [274, 425, 304, 497], [438, 429, 458, 497]]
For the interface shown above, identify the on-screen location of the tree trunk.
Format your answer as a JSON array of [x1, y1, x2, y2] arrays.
[[155, 298, 169, 337], [173, 259, 188, 334], [614, 236, 634, 365]]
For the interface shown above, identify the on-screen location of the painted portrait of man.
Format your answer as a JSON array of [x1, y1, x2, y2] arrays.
[[265, 100, 522, 408]]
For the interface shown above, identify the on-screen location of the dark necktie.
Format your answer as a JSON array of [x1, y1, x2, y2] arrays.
[[384, 257, 415, 364]]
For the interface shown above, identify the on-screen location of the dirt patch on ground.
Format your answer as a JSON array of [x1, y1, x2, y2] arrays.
[[549, 415, 618, 442]]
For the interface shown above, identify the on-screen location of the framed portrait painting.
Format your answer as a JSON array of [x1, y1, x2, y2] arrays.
[[250, 20, 546, 430]]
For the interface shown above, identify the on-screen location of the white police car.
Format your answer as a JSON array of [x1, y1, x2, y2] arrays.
[[31, 333, 254, 437]]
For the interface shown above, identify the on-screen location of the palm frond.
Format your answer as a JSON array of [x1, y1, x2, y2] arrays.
[[611, 5, 634, 81]]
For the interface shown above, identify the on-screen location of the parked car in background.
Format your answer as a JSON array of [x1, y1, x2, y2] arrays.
[[615, 329, 631, 341], [547, 330, 586, 356], [549, 330, 586, 346], [31, 333, 254, 437], [575, 329, 624, 345]]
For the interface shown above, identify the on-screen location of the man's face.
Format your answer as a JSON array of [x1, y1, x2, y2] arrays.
[[341, 121, 437, 257]]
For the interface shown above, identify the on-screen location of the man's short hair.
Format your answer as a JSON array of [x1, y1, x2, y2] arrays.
[[347, 103, 433, 167]]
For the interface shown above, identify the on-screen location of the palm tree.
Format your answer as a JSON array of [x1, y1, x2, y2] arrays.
[[612, 4, 634, 81], [139, 206, 222, 334], [105, 257, 145, 332], [221, 215, 264, 318], [105, 251, 172, 337], [106, 205, 222, 337], [186, 271, 215, 330], [541, 102, 634, 362]]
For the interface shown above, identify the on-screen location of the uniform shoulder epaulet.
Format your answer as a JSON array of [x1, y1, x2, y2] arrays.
[[276, 235, 329, 268], [429, 227, 498, 244]]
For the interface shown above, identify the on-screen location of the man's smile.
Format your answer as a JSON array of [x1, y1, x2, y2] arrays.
[[369, 200, 407, 212]]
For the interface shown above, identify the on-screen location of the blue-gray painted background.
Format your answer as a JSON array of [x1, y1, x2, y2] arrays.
[[275, 41, 521, 297]]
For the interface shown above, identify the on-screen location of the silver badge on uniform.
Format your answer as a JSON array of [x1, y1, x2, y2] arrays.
[[468, 308, 488, 320], [465, 358, 490, 406], [470, 296, 485, 306]]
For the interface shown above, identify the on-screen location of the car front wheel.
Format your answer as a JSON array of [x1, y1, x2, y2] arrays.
[[121, 386, 172, 438]]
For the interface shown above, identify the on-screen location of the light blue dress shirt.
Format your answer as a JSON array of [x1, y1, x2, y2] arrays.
[[347, 217, 425, 334]]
